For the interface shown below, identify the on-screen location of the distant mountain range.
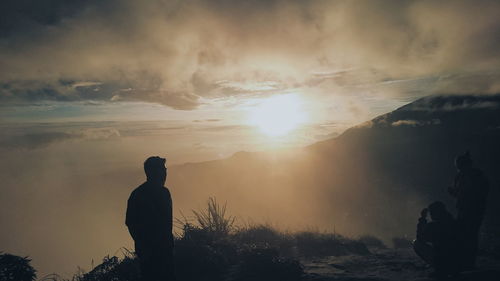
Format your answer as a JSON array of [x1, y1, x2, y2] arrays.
[[169, 94, 500, 242]]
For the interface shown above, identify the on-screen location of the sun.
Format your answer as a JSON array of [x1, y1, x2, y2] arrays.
[[248, 93, 307, 136]]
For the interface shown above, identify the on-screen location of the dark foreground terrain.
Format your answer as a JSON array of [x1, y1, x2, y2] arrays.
[[3, 247, 499, 281], [303, 248, 500, 281], [2, 198, 499, 281]]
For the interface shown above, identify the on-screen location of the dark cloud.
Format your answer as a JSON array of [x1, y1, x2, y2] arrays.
[[110, 88, 200, 110], [0, 80, 119, 103], [0, 0, 499, 108], [0, 0, 92, 37]]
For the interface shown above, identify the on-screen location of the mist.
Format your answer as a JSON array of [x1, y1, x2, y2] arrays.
[[0, 121, 425, 277], [1, 0, 500, 279]]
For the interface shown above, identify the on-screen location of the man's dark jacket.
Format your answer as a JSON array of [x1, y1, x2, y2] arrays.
[[453, 168, 489, 221], [126, 182, 174, 253]]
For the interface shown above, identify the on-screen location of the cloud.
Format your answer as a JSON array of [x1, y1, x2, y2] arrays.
[[192, 142, 211, 151], [79, 128, 121, 139], [0, 132, 78, 149], [403, 94, 500, 111], [0, 0, 500, 108], [193, 119, 221, 123], [200, 125, 250, 132], [0, 127, 121, 150], [391, 120, 421, 127], [391, 119, 441, 127], [314, 131, 340, 141]]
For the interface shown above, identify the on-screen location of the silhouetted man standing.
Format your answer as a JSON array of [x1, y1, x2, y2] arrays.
[[448, 151, 489, 270], [126, 156, 175, 281]]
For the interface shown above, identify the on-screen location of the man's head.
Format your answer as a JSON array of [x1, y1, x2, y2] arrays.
[[144, 156, 167, 185], [455, 150, 473, 171], [428, 201, 448, 221]]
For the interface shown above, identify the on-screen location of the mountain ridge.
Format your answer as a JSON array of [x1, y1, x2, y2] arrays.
[[169, 94, 500, 242]]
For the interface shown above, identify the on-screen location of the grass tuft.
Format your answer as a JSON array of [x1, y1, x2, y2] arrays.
[[192, 197, 236, 237]]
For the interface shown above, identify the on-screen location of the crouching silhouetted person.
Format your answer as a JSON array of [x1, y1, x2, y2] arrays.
[[413, 202, 459, 279], [448, 151, 489, 270], [126, 156, 175, 281]]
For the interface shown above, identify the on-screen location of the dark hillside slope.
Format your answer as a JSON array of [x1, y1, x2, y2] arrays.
[[169, 94, 500, 243], [307, 94, 500, 242]]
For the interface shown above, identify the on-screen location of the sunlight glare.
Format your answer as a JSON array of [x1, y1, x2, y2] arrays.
[[248, 94, 307, 137]]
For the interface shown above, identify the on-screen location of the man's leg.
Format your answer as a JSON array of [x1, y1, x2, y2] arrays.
[[138, 253, 156, 281], [462, 229, 480, 269], [413, 239, 435, 266], [158, 250, 175, 281], [458, 216, 483, 270], [143, 250, 175, 281]]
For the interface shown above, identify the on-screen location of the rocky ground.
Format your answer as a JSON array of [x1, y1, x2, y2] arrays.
[[302, 248, 500, 281]]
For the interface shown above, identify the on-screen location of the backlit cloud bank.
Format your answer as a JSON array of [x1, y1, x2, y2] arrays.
[[1, 0, 499, 109]]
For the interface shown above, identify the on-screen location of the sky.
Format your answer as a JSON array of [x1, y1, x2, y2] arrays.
[[1, 0, 499, 158], [1, 0, 500, 277], [2, 0, 500, 153]]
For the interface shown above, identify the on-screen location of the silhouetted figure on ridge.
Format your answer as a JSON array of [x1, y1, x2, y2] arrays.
[[413, 201, 460, 279], [448, 151, 489, 270], [126, 156, 175, 281]]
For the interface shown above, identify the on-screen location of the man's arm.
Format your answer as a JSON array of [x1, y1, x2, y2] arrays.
[[126, 193, 141, 242], [448, 174, 460, 198], [416, 208, 429, 242], [165, 188, 174, 247]]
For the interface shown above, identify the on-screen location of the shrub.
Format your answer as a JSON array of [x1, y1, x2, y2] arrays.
[[73, 254, 140, 281], [233, 225, 280, 245], [172, 198, 240, 280], [392, 236, 413, 249], [174, 235, 236, 281], [0, 253, 37, 281], [192, 197, 236, 237], [232, 225, 295, 256], [342, 239, 371, 255], [181, 223, 217, 244], [295, 232, 347, 257], [358, 234, 387, 249], [295, 232, 370, 257], [226, 247, 303, 281]]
